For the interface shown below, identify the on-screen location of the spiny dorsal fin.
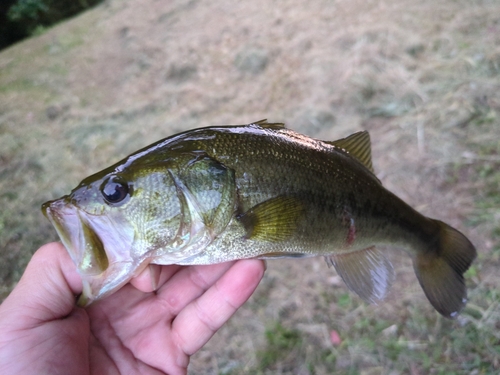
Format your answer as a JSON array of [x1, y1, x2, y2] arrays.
[[252, 119, 286, 129], [325, 246, 394, 303], [237, 196, 304, 242], [327, 131, 374, 173]]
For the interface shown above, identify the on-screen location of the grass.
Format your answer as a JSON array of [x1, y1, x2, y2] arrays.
[[458, 108, 500, 259], [257, 322, 304, 371], [234, 284, 500, 374], [0, 0, 500, 374]]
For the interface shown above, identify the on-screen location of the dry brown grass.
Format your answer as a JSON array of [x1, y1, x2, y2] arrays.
[[1, 0, 499, 373]]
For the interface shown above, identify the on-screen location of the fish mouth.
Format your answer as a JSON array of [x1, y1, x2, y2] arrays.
[[42, 198, 136, 306], [42, 198, 92, 269]]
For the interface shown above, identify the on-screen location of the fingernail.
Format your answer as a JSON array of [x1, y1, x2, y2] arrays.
[[150, 264, 160, 291]]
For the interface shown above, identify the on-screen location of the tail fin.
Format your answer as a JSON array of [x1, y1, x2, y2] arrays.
[[413, 220, 477, 319]]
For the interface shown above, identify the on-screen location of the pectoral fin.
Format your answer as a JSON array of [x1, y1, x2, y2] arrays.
[[238, 196, 304, 242], [325, 246, 394, 303]]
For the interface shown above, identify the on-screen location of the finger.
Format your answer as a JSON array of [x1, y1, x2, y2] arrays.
[[87, 262, 246, 375], [154, 261, 237, 316], [172, 259, 265, 355], [0, 242, 83, 327], [130, 264, 182, 293]]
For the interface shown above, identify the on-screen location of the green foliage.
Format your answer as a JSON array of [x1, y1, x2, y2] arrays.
[[7, 0, 48, 22], [0, 0, 103, 50]]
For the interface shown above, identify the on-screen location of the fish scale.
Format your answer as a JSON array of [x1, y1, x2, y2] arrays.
[[42, 120, 476, 318]]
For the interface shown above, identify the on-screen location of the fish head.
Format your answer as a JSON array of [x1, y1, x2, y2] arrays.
[[42, 163, 184, 306]]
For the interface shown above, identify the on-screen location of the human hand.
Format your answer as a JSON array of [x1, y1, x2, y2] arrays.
[[0, 242, 265, 375]]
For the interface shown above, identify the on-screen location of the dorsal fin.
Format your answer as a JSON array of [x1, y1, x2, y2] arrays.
[[252, 119, 286, 129], [327, 131, 374, 173]]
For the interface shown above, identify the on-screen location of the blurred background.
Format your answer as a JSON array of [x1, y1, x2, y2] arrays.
[[0, 0, 499, 373]]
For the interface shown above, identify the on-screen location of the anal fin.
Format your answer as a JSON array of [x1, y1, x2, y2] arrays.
[[325, 246, 394, 303]]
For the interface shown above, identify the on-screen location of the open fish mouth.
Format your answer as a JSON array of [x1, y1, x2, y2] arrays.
[[43, 198, 110, 275], [42, 198, 89, 267], [42, 198, 137, 306]]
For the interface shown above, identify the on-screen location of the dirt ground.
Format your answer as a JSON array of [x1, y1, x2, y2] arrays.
[[1, 0, 499, 373]]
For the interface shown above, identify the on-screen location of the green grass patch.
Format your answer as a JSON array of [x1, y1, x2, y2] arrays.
[[257, 322, 303, 370]]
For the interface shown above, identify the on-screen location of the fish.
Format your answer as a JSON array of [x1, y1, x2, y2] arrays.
[[42, 119, 477, 318]]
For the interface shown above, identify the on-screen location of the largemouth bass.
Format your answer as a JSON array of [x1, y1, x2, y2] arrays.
[[42, 120, 476, 318]]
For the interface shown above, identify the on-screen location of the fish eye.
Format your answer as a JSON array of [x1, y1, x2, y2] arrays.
[[100, 177, 130, 205]]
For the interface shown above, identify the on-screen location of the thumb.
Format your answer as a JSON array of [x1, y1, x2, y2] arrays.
[[0, 242, 83, 328]]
